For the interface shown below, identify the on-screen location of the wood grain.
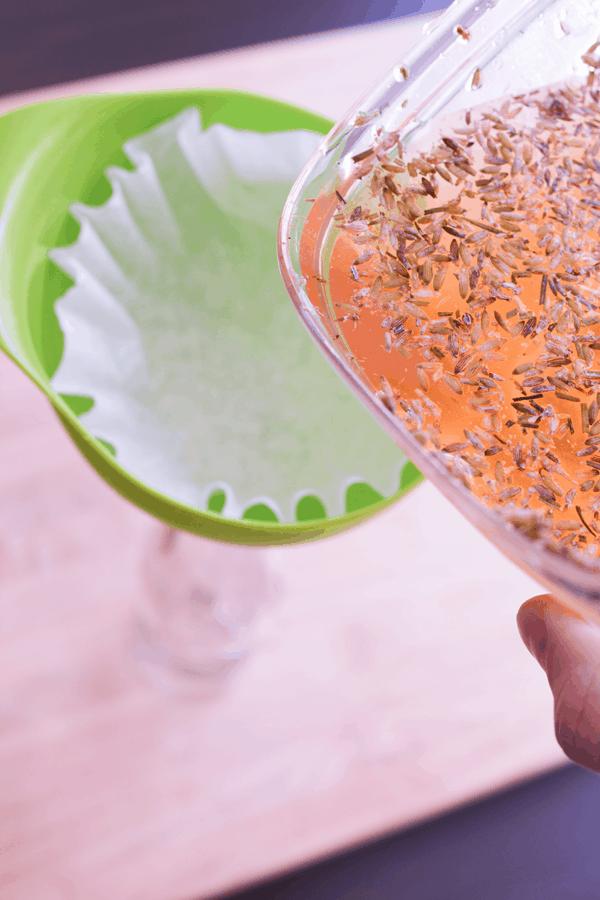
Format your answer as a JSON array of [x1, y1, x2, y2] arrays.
[[0, 349, 565, 900]]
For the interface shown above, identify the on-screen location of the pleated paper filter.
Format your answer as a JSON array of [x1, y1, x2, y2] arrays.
[[49, 108, 407, 523]]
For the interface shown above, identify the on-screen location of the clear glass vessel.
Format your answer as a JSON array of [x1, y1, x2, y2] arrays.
[[131, 523, 276, 697], [278, 0, 600, 619]]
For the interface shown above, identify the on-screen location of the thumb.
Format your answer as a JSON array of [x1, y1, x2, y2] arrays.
[[517, 594, 600, 773]]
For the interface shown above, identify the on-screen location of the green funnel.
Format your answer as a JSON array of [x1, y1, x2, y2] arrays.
[[0, 89, 422, 545]]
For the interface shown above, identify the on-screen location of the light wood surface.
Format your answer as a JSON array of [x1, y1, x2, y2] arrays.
[[0, 15, 566, 900]]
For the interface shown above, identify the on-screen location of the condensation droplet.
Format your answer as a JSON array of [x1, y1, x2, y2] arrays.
[[558, 5, 593, 35], [554, 15, 568, 38]]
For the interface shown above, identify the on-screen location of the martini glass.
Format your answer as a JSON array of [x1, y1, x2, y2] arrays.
[[279, 0, 600, 622], [0, 89, 422, 693]]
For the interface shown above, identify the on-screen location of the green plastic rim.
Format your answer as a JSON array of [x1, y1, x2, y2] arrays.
[[0, 88, 423, 544]]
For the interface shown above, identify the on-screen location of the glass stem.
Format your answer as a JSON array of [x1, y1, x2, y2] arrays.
[[131, 523, 274, 694]]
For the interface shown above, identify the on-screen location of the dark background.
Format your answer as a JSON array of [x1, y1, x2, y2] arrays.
[[5, 2, 599, 899], [1, 0, 447, 96], [226, 765, 600, 900]]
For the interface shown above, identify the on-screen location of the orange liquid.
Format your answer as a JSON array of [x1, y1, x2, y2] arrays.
[[328, 83, 600, 553]]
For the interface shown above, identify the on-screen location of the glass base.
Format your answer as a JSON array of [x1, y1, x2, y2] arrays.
[[130, 616, 245, 699]]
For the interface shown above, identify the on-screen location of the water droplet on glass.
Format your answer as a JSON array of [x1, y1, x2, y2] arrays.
[[553, 15, 567, 38], [393, 64, 409, 82], [558, 5, 592, 35]]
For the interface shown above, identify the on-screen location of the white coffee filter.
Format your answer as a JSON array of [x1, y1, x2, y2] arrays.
[[49, 108, 406, 522]]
